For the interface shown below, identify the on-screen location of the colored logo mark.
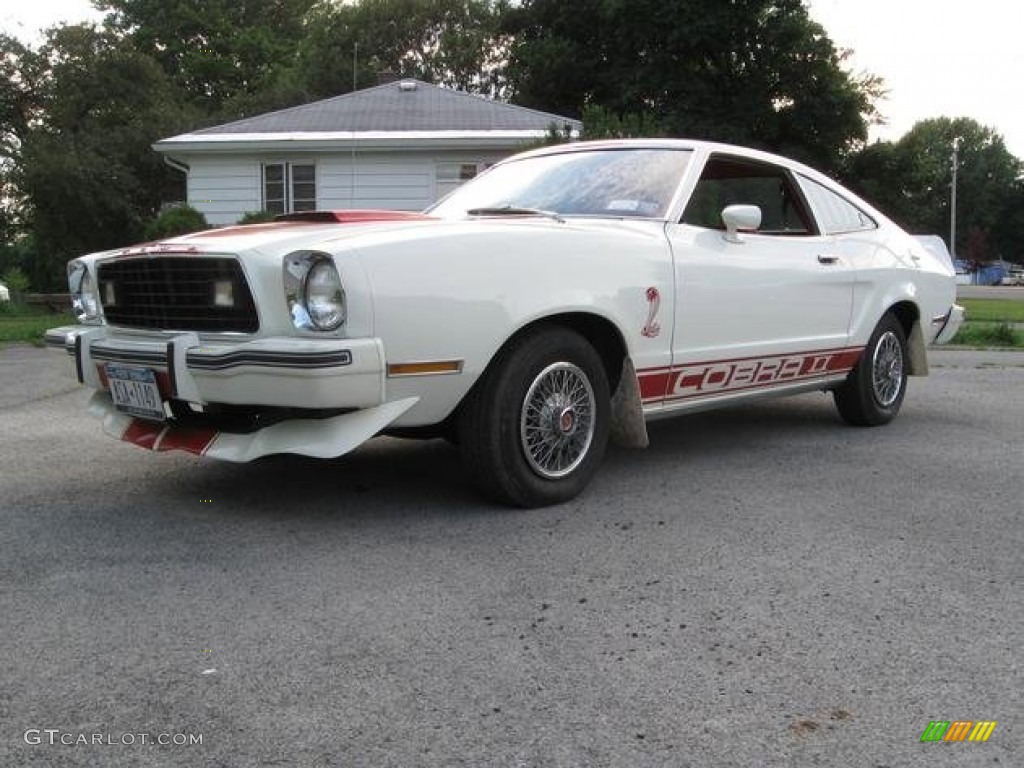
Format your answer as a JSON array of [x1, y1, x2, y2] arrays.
[[920, 720, 997, 742]]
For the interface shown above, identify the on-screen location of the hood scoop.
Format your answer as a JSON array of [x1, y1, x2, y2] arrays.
[[275, 210, 434, 224]]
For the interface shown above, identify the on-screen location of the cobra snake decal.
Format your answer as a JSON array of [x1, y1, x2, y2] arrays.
[[641, 286, 661, 338]]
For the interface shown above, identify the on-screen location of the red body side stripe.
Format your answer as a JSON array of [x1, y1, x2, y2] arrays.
[[637, 346, 864, 404], [638, 371, 672, 400]]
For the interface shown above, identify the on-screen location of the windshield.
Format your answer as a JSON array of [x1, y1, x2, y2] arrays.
[[427, 148, 693, 220]]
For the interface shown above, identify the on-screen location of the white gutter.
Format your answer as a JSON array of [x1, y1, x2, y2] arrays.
[[162, 155, 190, 174], [152, 129, 581, 155]]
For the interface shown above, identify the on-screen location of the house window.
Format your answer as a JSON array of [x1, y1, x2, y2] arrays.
[[263, 163, 317, 214]]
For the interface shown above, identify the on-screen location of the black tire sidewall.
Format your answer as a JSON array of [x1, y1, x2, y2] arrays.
[[461, 327, 610, 507], [836, 312, 908, 426]]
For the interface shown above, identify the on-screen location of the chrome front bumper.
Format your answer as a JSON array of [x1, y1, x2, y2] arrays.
[[45, 326, 385, 410], [45, 325, 419, 461]]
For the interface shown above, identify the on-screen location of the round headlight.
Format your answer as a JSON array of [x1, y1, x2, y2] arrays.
[[69, 262, 100, 322], [303, 259, 346, 330]]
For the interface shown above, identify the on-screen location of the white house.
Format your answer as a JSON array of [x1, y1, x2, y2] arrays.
[[153, 80, 581, 225]]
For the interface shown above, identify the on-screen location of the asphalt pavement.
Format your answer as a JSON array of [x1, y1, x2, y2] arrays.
[[1, 345, 1020, 767]]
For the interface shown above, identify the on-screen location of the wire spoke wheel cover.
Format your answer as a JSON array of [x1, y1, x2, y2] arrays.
[[519, 362, 596, 479], [871, 331, 904, 407]]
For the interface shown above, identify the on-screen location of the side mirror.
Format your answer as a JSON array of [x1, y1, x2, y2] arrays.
[[721, 205, 761, 244]]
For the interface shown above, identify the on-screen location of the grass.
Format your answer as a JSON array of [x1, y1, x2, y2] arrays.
[[0, 304, 72, 346], [950, 298, 1024, 347], [951, 322, 1022, 347], [959, 298, 1024, 324]]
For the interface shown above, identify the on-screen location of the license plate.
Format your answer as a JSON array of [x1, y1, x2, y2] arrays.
[[106, 364, 165, 421]]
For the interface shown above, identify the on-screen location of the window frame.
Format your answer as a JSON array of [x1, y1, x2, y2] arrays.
[[795, 173, 878, 235], [262, 161, 317, 214], [681, 154, 821, 237]]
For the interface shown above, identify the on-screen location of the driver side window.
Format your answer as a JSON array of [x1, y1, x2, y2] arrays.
[[682, 156, 817, 235]]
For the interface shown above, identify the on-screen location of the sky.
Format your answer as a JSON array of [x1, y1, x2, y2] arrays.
[[3, 0, 1022, 158], [806, 0, 1024, 157]]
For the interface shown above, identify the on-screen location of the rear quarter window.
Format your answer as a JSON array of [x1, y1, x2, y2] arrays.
[[797, 175, 877, 235]]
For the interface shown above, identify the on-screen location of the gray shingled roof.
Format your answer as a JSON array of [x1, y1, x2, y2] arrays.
[[192, 79, 580, 135]]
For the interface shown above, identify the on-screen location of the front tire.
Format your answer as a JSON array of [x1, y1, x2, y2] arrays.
[[458, 326, 610, 507], [834, 312, 908, 426]]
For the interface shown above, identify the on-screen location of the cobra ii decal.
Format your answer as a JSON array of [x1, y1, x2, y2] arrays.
[[637, 347, 864, 403]]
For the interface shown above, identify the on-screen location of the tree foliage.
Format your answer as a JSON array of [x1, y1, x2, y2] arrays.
[[296, 0, 506, 100], [3, 0, 1022, 287], [143, 204, 209, 240], [0, 33, 46, 244], [845, 117, 1022, 259], [95, 0, 318, 115], [9, 25, 194, 287], [503, 0, 883, 172]]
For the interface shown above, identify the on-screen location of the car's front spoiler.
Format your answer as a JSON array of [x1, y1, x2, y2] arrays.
[[931, 304, 965, 345], [87, 392, 420, 462]]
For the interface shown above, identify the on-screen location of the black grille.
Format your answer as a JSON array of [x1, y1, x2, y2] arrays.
[[98, 257, 259, 333]]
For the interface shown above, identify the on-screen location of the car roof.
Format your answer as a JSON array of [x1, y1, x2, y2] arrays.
[[516, 138, 811, 175]]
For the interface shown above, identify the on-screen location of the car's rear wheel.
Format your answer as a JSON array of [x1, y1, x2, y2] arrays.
[[458, 326, 610, 507], [834, 312, 908, 426]]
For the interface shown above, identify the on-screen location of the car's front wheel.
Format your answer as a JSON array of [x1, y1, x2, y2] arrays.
[[834, 312, 908, 426], [458, 326, 610, 507]]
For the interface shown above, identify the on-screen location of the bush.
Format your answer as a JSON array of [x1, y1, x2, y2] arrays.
[[237, 210, 277, 225], [2, 265, 30, 298], [143, 205, 209, 240]]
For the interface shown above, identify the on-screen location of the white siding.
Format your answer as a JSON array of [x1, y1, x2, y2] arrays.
[[184, 157, 262, 225], [178, 148, 512, 223], [319, 154, 434, 211]]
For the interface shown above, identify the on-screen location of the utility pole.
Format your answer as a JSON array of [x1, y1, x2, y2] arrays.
[[950, 137, 960, 260]]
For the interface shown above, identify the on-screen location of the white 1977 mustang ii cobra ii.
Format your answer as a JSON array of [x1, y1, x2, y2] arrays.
[[47, 140, 963, 507]]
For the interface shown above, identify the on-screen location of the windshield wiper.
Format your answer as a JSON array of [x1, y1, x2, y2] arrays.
[[465, 206, 565, 223]]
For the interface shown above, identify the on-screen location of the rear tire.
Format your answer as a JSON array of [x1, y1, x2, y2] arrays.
[[458, 326, 610, 507], [834, 312, 908, 426]]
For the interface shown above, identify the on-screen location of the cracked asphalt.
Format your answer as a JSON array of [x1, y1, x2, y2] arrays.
[[1, 345, 1020, 767]]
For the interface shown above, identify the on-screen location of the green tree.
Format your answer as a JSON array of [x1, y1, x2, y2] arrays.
[[95, 0, 318, 115], [990, 182, 1024, 264], [12, 25, 194, 288], [580, 105, 667, 140], [1, 34, 47, 245], [297, 0, 506, 100], [503, 0, 882, 172], [846, 118, 1022, 258]]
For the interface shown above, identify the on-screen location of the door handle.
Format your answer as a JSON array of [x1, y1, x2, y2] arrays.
[[817, 255, 840, 265]]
